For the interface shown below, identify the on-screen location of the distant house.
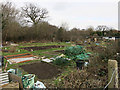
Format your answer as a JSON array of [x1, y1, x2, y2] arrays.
[[103, 37, 109, 40], [103, 37, 120, 41]]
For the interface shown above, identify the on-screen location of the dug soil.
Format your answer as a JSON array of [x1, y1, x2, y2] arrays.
[[21, 45, 64, 51], [20, 62, 61, 79]]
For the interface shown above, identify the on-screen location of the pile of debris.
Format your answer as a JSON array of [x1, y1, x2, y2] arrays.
[[1, 68, 46, 89]]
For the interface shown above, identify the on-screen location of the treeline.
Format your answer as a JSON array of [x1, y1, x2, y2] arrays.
[[1, 2, 120, 42]]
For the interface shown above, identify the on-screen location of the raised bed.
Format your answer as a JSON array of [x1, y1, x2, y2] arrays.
[[20, 62, 61, 79], [21, 45, 65, 51], [4, 53, 32, 59], [4, 53, 38, 64]]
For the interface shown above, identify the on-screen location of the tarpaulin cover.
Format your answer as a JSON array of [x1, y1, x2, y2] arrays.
[[64, 45, 89, 60]]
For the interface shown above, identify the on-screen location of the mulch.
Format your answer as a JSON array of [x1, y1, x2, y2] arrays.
[[20, 62, 61, 79]]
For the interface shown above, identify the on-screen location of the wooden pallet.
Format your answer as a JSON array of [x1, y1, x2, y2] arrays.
[[0, 72, 9, 87]]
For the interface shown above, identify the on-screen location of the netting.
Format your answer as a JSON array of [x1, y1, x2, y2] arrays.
[[64, 45, 89, 60]]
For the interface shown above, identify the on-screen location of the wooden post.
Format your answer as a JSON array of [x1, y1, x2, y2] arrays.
[[94, 38, 97, 42], [108, 60, 118, 88], [8, 73, 23, 89], [4, 62, 8, 72]]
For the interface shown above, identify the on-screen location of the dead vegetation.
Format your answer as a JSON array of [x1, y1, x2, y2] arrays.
[[9, 46, 17, 53], [55, 70, 107, 88]]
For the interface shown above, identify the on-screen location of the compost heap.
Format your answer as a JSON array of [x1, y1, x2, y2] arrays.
[[64, 45, 89, 60]]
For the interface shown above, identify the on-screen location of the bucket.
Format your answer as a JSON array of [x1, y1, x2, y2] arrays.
[[7, 69, 16, 74], [76, 60, 85, 69], [22, 74, 35, 88]]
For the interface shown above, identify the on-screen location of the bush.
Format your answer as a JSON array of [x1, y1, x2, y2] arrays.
[[98, 41, 118, 61], [55, 70, 106, 88], [9, 46, 16, 53], [52, 57, 69, 66]]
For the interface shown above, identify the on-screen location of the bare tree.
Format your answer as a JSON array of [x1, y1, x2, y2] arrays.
[[0, 2, 19, 41], [86, 26, 94, 36], [96, 25, 109, 31], [96, 25, 109, 36], [1, 2, 19, 30], [21, 3, 48, 25], [61, 22, 69, 31]]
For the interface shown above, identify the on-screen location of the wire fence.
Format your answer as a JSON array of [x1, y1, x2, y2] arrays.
[[103, 69, 117, 90]]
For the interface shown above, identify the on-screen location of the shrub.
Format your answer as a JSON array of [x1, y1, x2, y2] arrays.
[[98, 41, 118, 61], [9, 46, 16, 53], [56, 70, 105, 88], [52, 57, 69, 66]]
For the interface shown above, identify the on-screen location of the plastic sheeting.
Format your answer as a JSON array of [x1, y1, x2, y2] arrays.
[[8, 57, 36, 64], [34, 81, 46, 89], [0, 62, 1, 67], [42, 58, 53, 63]]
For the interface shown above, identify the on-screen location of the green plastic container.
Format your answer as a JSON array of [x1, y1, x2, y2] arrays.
[[22, 74, 35, 88]]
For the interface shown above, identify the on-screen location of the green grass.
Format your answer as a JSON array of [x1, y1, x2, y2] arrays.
[[3, 49, 29, 56], [2, 42, 71, 71], [3, 42, 71, 56]]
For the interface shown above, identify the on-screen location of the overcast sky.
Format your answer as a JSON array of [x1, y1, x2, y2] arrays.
[[1, 0, 119, 30]]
